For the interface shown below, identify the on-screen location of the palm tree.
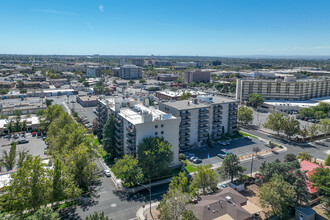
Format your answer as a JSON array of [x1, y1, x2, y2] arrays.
[[17, 149, 30, 168], [2, 143, 17, 170]]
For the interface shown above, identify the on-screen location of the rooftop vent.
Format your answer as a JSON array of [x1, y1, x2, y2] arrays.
[[226, 196, 231, 202]]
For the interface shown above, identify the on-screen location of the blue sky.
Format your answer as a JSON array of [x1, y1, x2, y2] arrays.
[[1, 0, 330, 56]]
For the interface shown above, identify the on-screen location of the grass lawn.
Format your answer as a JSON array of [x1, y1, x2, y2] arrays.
[[229, 131, 258, 139], [185, 164, 197, 173]]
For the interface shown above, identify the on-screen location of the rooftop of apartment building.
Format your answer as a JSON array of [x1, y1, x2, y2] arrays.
[[156, 89, 207, 97], [239, 76, 328, 83], [101, 98, 176, 124], [162, 95, 237, 110]]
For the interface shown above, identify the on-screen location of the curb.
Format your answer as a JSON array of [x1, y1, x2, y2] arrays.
[[136, 202, 160, 220]]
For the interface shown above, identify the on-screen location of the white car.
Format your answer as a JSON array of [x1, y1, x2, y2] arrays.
[[104, 169, 111, 177]]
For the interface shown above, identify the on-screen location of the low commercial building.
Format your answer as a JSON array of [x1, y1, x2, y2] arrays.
[[184, 69, 211, 84], [43, 89, 78, 97], [0, 103, 46, 115], [96, 98, 180, 166], [0, 116, 40, 134], [76, 95, 98, 107], [120, 65, 142, 79], [156, 74, 179, 81], [159, 95, 238, 150]]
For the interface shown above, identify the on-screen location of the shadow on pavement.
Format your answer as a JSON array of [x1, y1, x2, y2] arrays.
[[59, 206, 81, 220]]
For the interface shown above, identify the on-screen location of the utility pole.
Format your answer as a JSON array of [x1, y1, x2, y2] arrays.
[[149, 179, 154, 220]]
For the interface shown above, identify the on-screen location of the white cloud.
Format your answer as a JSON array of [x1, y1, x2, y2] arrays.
[[99, 5, 104, 12]]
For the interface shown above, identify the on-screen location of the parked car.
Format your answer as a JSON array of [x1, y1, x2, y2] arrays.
[[193, 158, 202, 164], [217, 154, 226, 159], [13, 134, 19, 139], [189, 156, 197, 162], [218, 183, 228, 188], [244, 136, 252, 141], [104, 169, 111, 177], [18, 139, 29, 144]]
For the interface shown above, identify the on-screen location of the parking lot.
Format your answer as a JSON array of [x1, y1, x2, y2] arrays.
[[0, 133, 47, 160], [186, 137, 268, 166]]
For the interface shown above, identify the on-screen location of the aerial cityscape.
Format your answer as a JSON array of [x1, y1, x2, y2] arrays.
[[0, 0, 329, 220]]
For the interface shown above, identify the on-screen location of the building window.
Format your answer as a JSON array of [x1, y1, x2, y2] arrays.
[[295, 84, 299, 94], [267, 83, 271, 94], [276, 83, 280, 93], [155, 132, 158, 135], [258, 83, 262, 93], [285, 84, 290, 93], [161, 124, 164, 128], [161, 131, 164, 134], [155, 125, 158, 128], [248, 82, 253, 94]]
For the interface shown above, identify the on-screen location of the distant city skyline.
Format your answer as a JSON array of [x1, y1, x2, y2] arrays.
[[1, 0, 330, 56]]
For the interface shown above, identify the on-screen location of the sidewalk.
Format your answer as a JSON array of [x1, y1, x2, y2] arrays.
[[136, 202, 160, 220]]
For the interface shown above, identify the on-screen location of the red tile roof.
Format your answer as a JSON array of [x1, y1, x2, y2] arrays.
[[300, 160, 323, 194]]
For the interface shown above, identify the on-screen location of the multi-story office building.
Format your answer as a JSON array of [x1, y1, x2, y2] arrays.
[[119, 65, 142, 79], [132, 58, 145, 66], [96, 98, 180, 166], [159, 95, 238, 150], [236, 76, 330, 102], [86, 66, 101, 78], [184, 69, 211, 84]]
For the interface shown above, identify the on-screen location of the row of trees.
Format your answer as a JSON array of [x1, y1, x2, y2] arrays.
[[299, 102, 330, 119], [0, 105, 100, 216], [111, 137, 174, 187], [0, 142, 30, 171]]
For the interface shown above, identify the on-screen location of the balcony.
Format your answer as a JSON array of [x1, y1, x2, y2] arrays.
[[198, 129, 208, 135], [198, 136, 208, 141], [199, 109, 209, 114], [213, 114, 222, 119], [115, 147, 123, 155], [213, 105, 223, 110], [199, 124, 208, 129], [115, 122, 123, 128], [180, 139, 189, 144], [213, 120, 222, 125], [126, 126, 135, 133], [126, 133, 136, 139], [180, 123, 190, 128], [115, 135, 123, 142], [212, 126, 222, 131], [181, 117, 190, 122], [127, 146, 136, 152], [180, 133, 189, 138], [180, 127, 190, 132], [180, 111, 191, 117], [213, 110, 222, 114], [126, 139, 136, 146], [115, 129, 123, 136], [179, 143, 190, 149], [199, 119, 208, 124], [199, 114, 208, 120]]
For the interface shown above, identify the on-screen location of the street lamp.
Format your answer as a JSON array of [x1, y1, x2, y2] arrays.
[[137, 179, 154, 220]]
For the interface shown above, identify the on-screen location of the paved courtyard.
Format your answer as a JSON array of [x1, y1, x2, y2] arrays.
[[187, 137, 269, 165]]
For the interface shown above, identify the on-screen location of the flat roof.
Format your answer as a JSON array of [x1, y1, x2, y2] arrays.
[[162, 100, 209, 110], [157, 90, 206, 97], [78, 95, 98, 102]]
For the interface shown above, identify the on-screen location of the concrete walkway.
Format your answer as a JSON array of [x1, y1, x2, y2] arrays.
[[136, 202, 160, 220]]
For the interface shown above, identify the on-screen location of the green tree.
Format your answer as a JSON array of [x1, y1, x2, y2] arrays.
[[137, 137, 173, 179], [26, 207, 60, 220], [85, 211, 109, 220], [169, 171, 196, 195], [281, 117, 300, 139], [300, 124, 309, 141], [65, 144, 97, 190], [325, 154, 330, 166], [50, 158, 81, 203], [17, 149, 30, 168], [7, 120, 13, 133], [128, 80, 135, 85], [0, 156, 50, 213], [318, 118, 330, 136], [139, 78, 146, 84], [179, 92, 192, 100], [182, 210, 198, 220], [2, 143, 17, 170], [111, 155, 143, 187], [83, 81, 89, 87], [248, 94, 264, 107], [218, 154, 245, 182], [45, 99, 54, 107], [158, 189, 192, 220], [296, 152, 312, 161], [258, 175, 296, 219], [237, 106, 253, 124], [35, 109, 44, 117], [263, 113, 284, 135], [309, 124, 319, 141], [21, 120, 27, 131], [284, 153, 297, 162], [102, 116, 115, 156], [188, 82, 196, 87], [39, 105, 64, 131], [310, 168, 330, 217], [192, 166, 218, 194]]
